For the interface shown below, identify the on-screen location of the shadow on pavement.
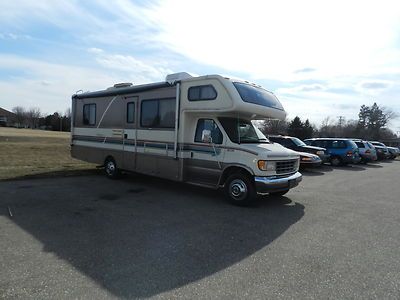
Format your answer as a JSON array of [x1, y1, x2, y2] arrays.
[[333, 164, 366, 171], [0, 174, 304, 298]]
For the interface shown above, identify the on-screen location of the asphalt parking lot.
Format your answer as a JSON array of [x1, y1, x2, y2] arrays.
[[1, 160, 400, 299]]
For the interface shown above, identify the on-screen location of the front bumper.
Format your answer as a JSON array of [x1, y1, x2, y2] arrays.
[[318, 154, 331, 163], [300, 159, 322, 168], [254, 172, 302, 194]]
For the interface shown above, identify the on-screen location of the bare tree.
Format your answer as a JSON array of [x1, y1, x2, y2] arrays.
[[26, 107, 42, 129], [12, 106, 26, 128]]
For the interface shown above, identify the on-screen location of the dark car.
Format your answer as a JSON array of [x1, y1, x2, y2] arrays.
[[296, 151, 323, 168], [369, 141, 390, 160], [268, 135, 330, 162], [304, 138, 361, 166]]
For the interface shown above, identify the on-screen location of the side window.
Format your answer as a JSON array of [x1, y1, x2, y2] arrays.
[[195, 119, 223, 144], [188, 85, 217, 101], [281, 139, 293, 147], [127, 102, 135, 123], [83, 104, 96, 126], [331, 140, 346, 148], [141, 98, 175, 128], [316, 140, 328, 148], [355, 142, 364, 148]]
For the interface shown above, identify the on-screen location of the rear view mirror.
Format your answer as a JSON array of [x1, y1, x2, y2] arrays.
[[202, 129, 212, 143]]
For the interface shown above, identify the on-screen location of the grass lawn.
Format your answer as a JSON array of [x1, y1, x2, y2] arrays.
[[0, 127, 97, 180]]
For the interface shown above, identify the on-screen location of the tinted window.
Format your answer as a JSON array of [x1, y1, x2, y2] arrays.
[[141, 98, 175, 128], [314, 140, 328, 148], [188, 85, 217, 101], [219, 117, 264, 144], [83, 104, 96, 125], [272, 138, 292, 147], [355, 142, 365, 148], [195, 119, 223, 144], [330, 140, 347, 149], [127, 102, 135, 123], [233, 82, 284, 110]]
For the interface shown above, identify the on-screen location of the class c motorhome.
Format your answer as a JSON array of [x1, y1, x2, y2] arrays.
[[71, 72, 302, 205]]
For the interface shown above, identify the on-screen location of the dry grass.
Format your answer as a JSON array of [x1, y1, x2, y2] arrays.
[[0, 127, 97, 180]]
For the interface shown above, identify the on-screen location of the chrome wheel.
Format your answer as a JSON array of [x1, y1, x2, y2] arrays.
[[104, 158, 119, 179], [105, 161, 116, 176], [229, 179, 248, 201]]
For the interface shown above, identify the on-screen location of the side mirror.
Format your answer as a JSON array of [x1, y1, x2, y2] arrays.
[[202, 129, 212, 143]]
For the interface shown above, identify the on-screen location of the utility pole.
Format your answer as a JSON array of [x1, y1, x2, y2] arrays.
[[338, 116, 345, 137]]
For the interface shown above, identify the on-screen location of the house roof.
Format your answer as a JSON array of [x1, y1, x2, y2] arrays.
[[0, 107, 16, 117]]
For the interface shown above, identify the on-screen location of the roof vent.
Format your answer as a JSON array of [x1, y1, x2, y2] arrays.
[[166, 72, 193, 84], [113, 82, 133, 88]]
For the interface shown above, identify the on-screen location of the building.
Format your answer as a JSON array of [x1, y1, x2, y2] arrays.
[[0, 107, 16, 127]]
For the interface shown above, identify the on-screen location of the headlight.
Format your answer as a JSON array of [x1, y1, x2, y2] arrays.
[[301, 157, 312, 161], [258, 160, 267, 170], [316, 150, 324, 155], [257, 160, 275, 171]]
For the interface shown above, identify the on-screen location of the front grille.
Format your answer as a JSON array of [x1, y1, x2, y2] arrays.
[[276, 160, 297, 174]]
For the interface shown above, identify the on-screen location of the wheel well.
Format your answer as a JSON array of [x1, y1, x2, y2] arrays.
[[219, 166, 253, 186]]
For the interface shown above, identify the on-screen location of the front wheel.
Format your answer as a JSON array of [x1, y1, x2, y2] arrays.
[[224, 173, 256, 206], [104, 157, 120, 179]]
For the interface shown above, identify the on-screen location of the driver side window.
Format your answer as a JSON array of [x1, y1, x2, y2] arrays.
[[195, 119, 223, 144]]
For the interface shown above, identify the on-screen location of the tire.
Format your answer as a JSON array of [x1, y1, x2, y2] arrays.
[[104, 157, 120, 179], [269, 189, 289, 197], [224, 173, 256, 206], [330, 156, 342, 166]]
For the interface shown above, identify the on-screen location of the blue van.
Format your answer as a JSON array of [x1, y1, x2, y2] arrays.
[[304, 138, 361, 166]]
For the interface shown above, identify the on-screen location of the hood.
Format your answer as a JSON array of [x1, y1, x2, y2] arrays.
[[240, 142, 300, 159], [296, 151, 320, 159], [299, 145, 326, 152]]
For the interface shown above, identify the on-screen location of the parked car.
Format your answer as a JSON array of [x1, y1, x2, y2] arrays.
[[369, 141, 390, 160], [268, 135, 330, 162], [296, 151, 322, 168], [304, 138, 361, 166], [353, 140, 377, 163], [387, 146, 399, 159]]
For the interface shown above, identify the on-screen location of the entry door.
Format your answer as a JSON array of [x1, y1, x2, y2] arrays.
[[185, 118, 225, 186], [123, 97, 138, 171]]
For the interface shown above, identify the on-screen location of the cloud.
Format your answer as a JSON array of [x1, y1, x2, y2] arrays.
[[360, 81, 390, 90], [87, 47, 104, 54], [0, 54, 166, 114], [294, 68, 316, 74]]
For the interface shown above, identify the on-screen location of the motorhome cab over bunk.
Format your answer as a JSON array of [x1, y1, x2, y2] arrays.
[[71, 72, 302, 205]]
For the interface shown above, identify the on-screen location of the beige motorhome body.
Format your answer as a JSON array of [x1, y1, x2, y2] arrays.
[[71, 73, 302, 205]]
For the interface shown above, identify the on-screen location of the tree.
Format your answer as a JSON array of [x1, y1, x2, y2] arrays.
[[356, 102, 398, 139], [258, 119, 288, 135], [287, 116, 304, 139], [303, 119, 314, 139], [26, 107, 41, 128], [12, 106, 26, 128]]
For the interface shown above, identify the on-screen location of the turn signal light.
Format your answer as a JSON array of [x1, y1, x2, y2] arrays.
[[258, 160, 267, 171]]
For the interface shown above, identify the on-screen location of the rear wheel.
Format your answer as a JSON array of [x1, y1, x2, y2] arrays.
[[224, 173, 256, 206], [104, 157, 120, 179]]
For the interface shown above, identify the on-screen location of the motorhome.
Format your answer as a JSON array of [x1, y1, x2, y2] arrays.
[[71, 72, 302, 205]]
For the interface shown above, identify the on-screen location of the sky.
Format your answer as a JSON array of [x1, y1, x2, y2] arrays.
[[0, 0, 400, 133]]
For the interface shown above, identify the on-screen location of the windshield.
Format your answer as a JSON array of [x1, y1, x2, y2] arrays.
[[372, 142, 384, 147], [219, 117, 269, 144], [292, 137, 306, 146], [233, 82, 284, 110]]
